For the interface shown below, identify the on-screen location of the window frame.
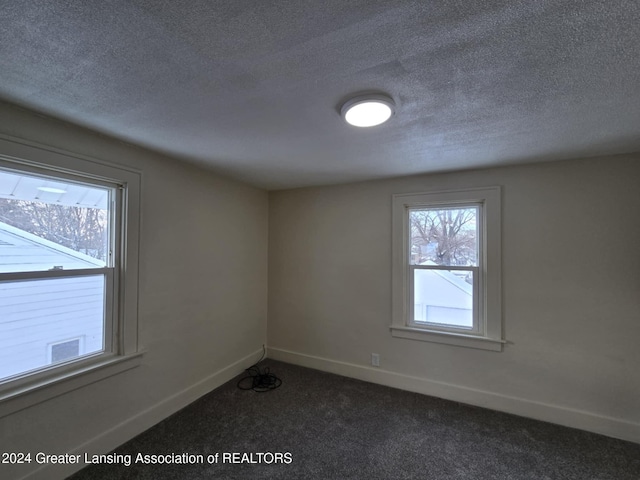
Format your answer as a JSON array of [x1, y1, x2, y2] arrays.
[[391, 187, 503, 351], [0, 164, 119, 381], [0, 135, 142, 417]]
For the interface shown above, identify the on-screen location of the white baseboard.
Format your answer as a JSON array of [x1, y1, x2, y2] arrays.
[[20, 348, 263, 480], [267, 347, 640, 445]]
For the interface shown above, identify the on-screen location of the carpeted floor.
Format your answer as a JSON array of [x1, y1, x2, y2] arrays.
[[69, 360, 640, 479]]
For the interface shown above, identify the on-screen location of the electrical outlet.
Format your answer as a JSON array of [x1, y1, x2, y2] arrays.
[[371, 353, 380, 367]]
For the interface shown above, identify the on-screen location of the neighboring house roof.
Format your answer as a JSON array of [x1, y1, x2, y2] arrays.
[[0, 221, 104, 272], [419, 260, 473, 296]]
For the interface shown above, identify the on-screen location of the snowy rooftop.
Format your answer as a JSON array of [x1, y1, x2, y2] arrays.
[[0, 221, 104, 273]]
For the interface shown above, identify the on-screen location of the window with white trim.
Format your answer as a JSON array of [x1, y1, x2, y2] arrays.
[[0, 137, 142, 416], [391, 187, 503, 351]]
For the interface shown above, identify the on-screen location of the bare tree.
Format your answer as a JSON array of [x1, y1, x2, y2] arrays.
[[410, 208, 477, 266], [0, 199, 108, 261]]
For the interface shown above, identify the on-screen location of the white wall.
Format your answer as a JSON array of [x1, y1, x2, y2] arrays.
[[0, 102, 268, 480], [268, 155, 640, 443]]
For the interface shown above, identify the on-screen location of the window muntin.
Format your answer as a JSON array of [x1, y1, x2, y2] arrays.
[[0, 166, 117, 384]]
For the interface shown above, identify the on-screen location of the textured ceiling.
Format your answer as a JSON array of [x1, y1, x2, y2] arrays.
[[1, 0, 639, 189]]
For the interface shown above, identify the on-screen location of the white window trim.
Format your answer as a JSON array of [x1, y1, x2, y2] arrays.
[[0, 135, 143, 417], [391, 187, 503, 351]]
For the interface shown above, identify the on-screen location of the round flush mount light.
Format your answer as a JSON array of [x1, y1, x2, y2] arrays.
[[341, 93, 395, 127]]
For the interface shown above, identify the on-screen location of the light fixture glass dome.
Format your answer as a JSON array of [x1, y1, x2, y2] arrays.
[[341, 94, 395, 127], [37, 186, 67, 194]]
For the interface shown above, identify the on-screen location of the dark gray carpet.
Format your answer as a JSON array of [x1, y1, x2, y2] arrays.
[[69, 360, 640, 479]]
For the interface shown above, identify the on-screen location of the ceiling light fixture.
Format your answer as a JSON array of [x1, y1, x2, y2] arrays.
[[341, 93, 395, 127], [37, 186, 67, 194]]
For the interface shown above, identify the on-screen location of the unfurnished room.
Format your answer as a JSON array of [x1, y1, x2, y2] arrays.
[[0, 1, 639, 479]]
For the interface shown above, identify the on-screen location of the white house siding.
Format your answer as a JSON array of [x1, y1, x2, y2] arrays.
[[0, 240, 92, 272], [0, 221, 106, 381], [0, 275, 105, 380], [413, 269, 473, 327]]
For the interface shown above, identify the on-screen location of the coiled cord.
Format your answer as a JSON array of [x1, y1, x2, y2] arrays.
[[237, 346, 282, 392]]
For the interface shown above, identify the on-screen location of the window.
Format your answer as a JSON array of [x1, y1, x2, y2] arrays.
[[0, 168, 115, 382], [391, 187, 503, 351], [0, 137, 141, 416]]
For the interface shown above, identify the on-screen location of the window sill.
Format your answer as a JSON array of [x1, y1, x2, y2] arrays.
[[390, 325, 504, 351], [0, 351, 144, 418]]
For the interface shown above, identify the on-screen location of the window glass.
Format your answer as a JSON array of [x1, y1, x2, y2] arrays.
[[409, 206, 478, 330], [0, 169, 111, 272], [0, 167, 112, 383], [409, 206, 478, 267], [413, 269, 474, 328]]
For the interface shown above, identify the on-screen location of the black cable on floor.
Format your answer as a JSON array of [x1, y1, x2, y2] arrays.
[[237, 345, 282, 392]]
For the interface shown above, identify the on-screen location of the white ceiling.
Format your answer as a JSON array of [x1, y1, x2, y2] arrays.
[[1, 1, 639, 190]]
